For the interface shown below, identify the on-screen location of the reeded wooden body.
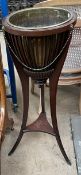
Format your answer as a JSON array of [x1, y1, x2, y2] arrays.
[[3, 7, 76, 83]]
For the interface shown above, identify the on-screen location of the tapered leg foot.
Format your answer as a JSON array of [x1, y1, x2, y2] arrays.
[[56, 134, 71, 165], [8, 130, 23, 155], [50, 72, 71, 165], [8, 59, 29, 155]]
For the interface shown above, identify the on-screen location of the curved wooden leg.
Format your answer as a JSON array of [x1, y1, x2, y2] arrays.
[[31, 79, 35, 94], [8, 50, 29, 154], [8, 129, 23, 155], [39, 85, 45, 114], [49, 38, 72, 165], [9, 76, 29, 155], [50, 77, 71, 165], [38, 88, 42, 114], [56, 128, 71, 165]]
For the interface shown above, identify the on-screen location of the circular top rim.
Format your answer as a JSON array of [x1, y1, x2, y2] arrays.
[[4, 7, 73, 30]]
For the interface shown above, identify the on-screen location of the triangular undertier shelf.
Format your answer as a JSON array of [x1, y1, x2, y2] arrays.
[[23, 112, 55, 136]]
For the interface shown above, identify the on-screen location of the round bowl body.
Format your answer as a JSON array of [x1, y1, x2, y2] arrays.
[[3, 7, 77, 82]]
